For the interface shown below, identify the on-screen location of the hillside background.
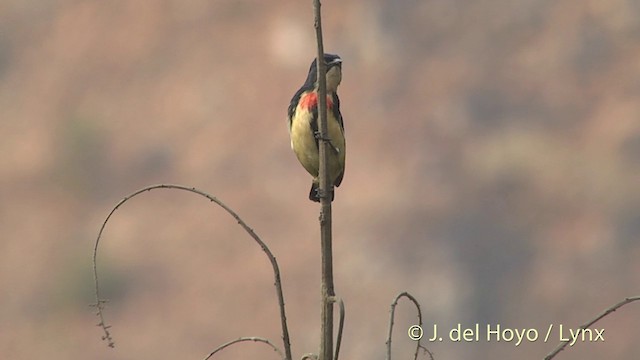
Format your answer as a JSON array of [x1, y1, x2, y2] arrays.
[[1, 1, 639, 359]]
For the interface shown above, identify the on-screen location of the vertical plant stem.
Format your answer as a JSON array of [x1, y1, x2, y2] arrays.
[[313, 1, 334, 360]]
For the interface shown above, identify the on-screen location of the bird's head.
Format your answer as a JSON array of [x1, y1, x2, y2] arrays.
[[304, 53, 342, 92]]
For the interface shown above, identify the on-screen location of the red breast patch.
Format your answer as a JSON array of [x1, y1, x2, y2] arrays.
[[299, 92, 334, 111]]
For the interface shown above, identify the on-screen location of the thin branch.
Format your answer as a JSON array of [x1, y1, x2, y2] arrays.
[[334, 297, 345, 360], [91, 184, 293, 360], [386, 292, 434, 360], [312, 0, 328, 204], [544, 295, 640, 360], [203, 336, 285, 360], [312, 2, 335, 360], [89, 299, 114, 347]]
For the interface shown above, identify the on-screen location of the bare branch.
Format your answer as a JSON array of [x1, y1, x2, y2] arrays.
[[203, 336, 285, 360], [386, 292, 434, 360], [544, 295, 640, 360], [312, 2, 335, 360], [91, 184, 292, 360], [334, 297, 345, 360]]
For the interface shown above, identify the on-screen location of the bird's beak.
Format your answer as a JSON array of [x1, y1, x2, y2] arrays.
[[327, 58, 342, 67]]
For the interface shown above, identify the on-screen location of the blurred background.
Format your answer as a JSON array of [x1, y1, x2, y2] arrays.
[[1, 0, 639, 359]]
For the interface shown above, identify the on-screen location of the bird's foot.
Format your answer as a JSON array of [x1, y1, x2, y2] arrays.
[[313, 131, 340, 153]]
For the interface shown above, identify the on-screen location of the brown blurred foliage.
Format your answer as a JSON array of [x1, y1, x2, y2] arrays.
[[0, 1, 638, 359]]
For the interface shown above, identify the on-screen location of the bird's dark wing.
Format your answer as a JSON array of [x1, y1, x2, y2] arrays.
[[287, 89, 302, 131], [331, 92, 344, 132], [332, 92, 345, 187]]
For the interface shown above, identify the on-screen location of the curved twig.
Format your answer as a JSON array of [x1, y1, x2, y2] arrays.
[[544, 295, 640, 360], [203, 336, 285, 360], [334, 297, 345, 360], [386, 292, 434, 360], [91, 184, 293, 360]]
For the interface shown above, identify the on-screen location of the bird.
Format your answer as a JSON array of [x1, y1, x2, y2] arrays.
[[288, 53, 346, 202]]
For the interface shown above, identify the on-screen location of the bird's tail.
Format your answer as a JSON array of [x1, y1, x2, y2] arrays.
[[309, 182, 334, 202]]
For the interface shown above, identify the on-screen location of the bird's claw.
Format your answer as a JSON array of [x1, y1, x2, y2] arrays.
[[314, 131, 329, 141], [315, 187, 334, 201], [314, 131, 340, 154]]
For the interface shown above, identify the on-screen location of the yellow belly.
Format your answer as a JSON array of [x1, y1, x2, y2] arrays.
[[290, 107, 345, 186]]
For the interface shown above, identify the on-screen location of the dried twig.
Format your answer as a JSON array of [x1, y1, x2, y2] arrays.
[[312, 1, 335, 360], [334, 297, 345, 360], [386, 292, 434, 360], [544, 295, 640, 360], [91, 184, 293, 360], [203, 336, 285, 360]]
